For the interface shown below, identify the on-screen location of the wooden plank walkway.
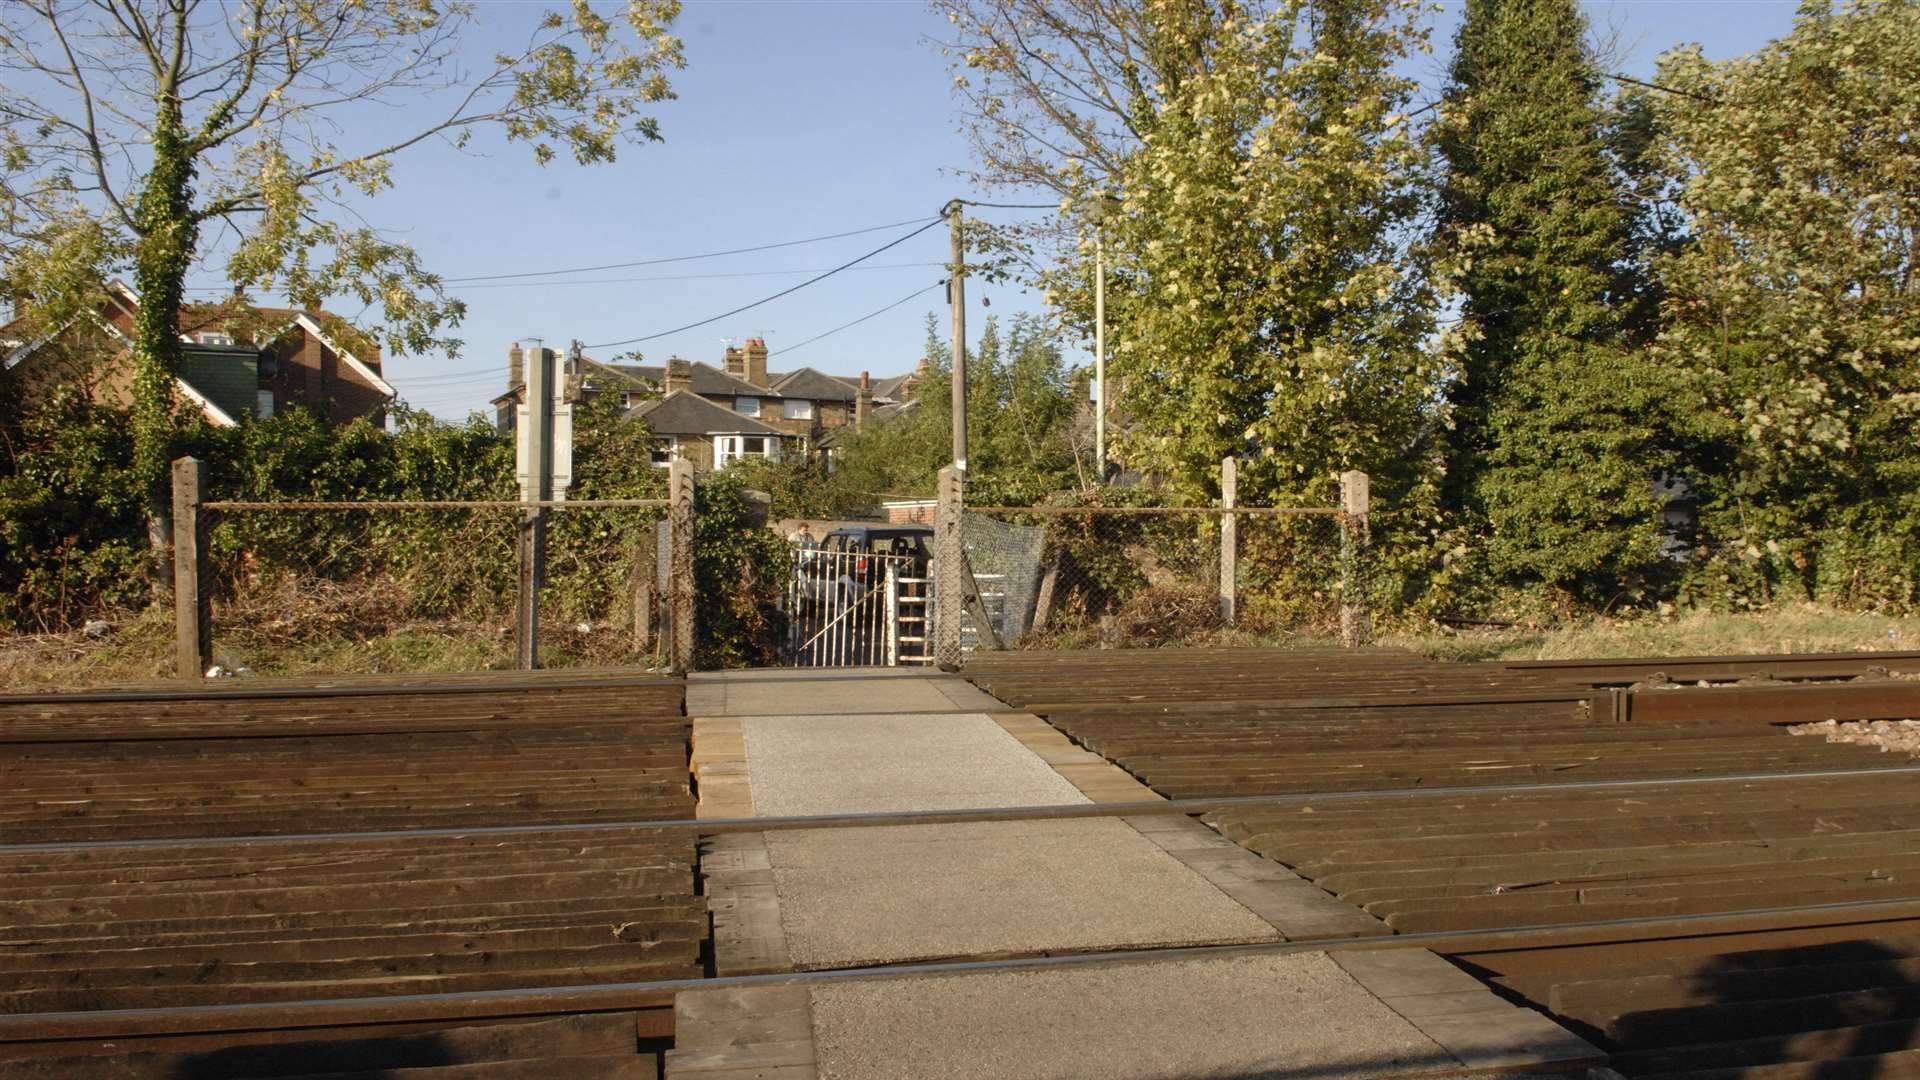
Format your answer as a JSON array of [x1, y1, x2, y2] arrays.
[[0, 673, 697, 1077]]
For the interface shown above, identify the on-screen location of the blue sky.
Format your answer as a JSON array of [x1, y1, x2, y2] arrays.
[[342, 0, 1806, 420]]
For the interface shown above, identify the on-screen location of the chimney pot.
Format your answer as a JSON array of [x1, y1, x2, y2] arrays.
[[855, 370, 874, 433], [744, 338, 770, 388], [665, 356, 693, 396]]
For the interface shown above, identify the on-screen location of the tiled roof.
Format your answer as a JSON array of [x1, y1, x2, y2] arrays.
[[770, 366, 858, 403], [588, 360, 776, 398], [816, 399, 918, 447], [625, 389, 788, 437], [869, 374, 915, 403]]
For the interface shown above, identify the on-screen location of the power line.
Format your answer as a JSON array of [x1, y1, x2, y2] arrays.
[[956, 199, 1061, 210], [1604, 70, 1718, 104], [772, 280, 946, 358], [583, 217, 948, 351], [447, 262, 944, 291], [392, 277, 947, 391], [395, 279, 949, 393], [440, 215, 940, 284]]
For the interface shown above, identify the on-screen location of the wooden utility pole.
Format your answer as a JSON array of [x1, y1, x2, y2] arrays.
[[516, 345, 555, 670], [1219, 456, 1238, 625], [171, 457, 210, 680], [948, 202, 968, 471]]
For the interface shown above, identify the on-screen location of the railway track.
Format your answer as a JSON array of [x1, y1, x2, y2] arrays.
[[966, 646, 1920, 1080], [0, 675, 698, 1077], [3, 647, 1918, 1078]]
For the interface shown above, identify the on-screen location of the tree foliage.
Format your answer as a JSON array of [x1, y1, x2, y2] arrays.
[[0, 0, 683, 504], [750, 313, 1088, 517], [1061, 0, 1446, 509], [1433, 0, 1681, 607], [1648, 0, 1920, 609]]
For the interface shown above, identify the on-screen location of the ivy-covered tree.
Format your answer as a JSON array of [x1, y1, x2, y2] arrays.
[[1434, 0, 1677, 606], [0, 0, 683, 558], [1646, 0, 1920, 608]]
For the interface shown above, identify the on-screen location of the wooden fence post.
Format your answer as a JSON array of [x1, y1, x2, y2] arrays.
[[932, 465, 965, 671], [171, 456, 211, 680], [1219, 456, 1238, 625], [668, 458, 696, 674], [1339, 469, 1372, 648]]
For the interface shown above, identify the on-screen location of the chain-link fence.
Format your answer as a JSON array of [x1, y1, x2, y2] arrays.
[[1235, 511, 1351, 635], [965, 508, 1227, 649], [945, 463, 1369, 655], [195, 501, 671, 676]]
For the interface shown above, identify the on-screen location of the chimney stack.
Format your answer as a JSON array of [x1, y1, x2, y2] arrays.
[[855, 370, 873, 432], [724, 345, 745, 378], [664, 357, 693, 396], [744, 338, 769, 387], [509, 342, 525, 393]]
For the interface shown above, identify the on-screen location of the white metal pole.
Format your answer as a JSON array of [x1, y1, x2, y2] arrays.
[[1094, 231, 1106, 480], [886, 563, 900, 667]]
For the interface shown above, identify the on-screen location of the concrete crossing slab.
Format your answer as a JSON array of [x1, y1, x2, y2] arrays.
[[806, 952, 1457, 1080], [766, 819, 1282, 969], [689, 669, 984, 717], [668, 948, 1602, 1080], [743, 713, 1085, 815]]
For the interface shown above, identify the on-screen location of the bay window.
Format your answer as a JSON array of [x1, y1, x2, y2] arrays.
[[713, 434, 781, 469]]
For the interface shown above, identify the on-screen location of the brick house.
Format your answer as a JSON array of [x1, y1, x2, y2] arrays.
[[491, 337, 925, 473], [1, 282, 393, 427]]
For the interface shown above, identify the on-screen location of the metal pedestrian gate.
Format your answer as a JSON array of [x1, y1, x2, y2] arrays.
[[783, 546, 933, 667]]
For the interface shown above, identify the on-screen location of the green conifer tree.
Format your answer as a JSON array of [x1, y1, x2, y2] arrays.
[[1435, 0, 1677, 608]]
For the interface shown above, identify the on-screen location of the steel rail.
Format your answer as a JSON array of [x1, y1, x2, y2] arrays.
[[202, 499, 669, 511], [0, 673, 678, 706], [7, 763, 1915, 855], [7, 895, 1920, 1044], [967, 505, 1340, 516]]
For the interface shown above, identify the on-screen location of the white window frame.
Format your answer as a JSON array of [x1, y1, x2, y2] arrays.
[[713, 434, 781, 470], [783, 398, 815, 421], [255, 389, 275, 419], [193, 331, 236, 346], [734, 395, 761, 416], [650, 436, 678, 468]]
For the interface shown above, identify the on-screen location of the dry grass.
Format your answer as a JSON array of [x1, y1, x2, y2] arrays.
[[7, 598, 1917, 692], [0, 602, 662, 692], [1384, 603, 1920, 663]]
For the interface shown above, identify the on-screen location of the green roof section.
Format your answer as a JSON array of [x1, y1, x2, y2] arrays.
[[178, 343, 259, 423]]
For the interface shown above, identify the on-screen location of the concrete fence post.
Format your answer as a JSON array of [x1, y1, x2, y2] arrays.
[[668, 458, 697, 674], [933, 465, 966, 671], [631, 537, 655, 657], [514, 505, 545, 671], [1339, 469, 1372, 648], [515, 345, 555, 671], [171, 456, 211, 680], [1219, 456, 1239, 625]]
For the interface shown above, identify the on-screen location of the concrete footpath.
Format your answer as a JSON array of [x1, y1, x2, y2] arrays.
[[667, 668, 1599, 1080]]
